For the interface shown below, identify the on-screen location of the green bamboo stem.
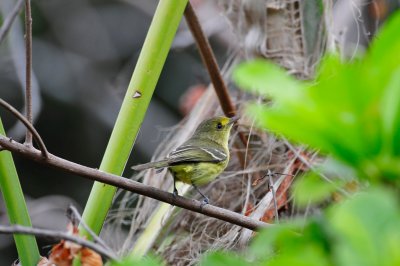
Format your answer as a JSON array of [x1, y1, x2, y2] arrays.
[[80, 0, 189, 238], [0, 119, 40, 265]]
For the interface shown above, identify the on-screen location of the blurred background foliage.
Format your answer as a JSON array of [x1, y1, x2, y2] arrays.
[[212, 11, 400, 266], [1, 0, 400, 265]]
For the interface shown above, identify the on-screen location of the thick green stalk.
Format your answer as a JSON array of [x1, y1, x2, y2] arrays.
[[0, 119, 40, 265], [80, 0, 189, 237]]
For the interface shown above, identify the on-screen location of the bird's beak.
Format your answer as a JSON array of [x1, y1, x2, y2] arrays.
[[228, 115, 240, 125]]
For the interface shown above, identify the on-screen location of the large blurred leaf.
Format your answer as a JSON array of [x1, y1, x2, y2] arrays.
[[247, 219, 332, 266], [200, 252, 249, 266], [110, 255, 163, 266], [292, 173, 342, 207], [233, 11, 400, 183], [197, 188, 400, 265], [327, 188, 400, 266]]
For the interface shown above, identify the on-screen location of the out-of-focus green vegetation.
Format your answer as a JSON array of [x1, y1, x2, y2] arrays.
[[201, 187, 400, 266], [199, 10, 400, 266], [110, 255, 163, 266], [234, 11, 400, 184]]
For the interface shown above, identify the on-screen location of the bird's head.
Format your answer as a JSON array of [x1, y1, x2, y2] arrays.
[[192, 116, 239, 145]]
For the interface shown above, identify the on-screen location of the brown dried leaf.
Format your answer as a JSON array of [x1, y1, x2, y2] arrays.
[[81, 247, 103, 266]]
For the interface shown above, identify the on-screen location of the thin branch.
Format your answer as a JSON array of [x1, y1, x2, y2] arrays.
[[267, 170, 279, 223], [0, 224, 118, 261], [0, 135, 268, 231], [67, 205, 112, 253], [0, 0, 24, 44], [184, 2, 236, 117], [184, 2, 259, 178], [183, 2, 248, 150], [0, 98, 48, 157], [24, 0, 33, 145]]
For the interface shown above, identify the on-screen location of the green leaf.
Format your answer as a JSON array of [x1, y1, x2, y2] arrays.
[[380, 67, 400, 155], [367, 10, 400, 74], [292, 173, 340, 207], [200, 252, 249, 266], [233, 59, 303, 101], [250, 219, 332, 266], [328, 188, 400, 266], [236, 11, 400, 182], [110, 255, 163, 266]]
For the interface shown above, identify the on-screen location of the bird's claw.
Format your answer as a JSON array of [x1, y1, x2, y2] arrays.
[[200, 197, 209, 210], [173, 188, 178, 198]]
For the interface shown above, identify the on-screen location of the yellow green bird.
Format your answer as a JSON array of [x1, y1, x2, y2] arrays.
[[132, 116, 238, 203]]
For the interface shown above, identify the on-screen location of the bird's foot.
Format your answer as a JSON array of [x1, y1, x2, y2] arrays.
[[200, 196, 209, 210], [173, 188, 179, 198]]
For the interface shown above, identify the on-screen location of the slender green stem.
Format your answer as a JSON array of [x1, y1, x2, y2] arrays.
[[0, 119, 40, 265], [80, 0, 189, 238]]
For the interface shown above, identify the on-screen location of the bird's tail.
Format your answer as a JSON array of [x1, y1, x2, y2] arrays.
[[131, 159, 169, 171]]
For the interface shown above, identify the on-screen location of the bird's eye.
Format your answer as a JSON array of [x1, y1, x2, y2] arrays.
[[216, 122, 223, 130]]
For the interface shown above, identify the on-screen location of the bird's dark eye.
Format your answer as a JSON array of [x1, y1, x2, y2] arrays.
[[216, 122, 223, 130]]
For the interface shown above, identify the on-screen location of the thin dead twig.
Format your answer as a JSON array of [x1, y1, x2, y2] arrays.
[[184, 2, 236, 117], [67, 205, 112, 253], [184, 2, 258, 175], [0, 0, 24, 44], [0, 224, 118, 261], [0, 98, 48, 157]]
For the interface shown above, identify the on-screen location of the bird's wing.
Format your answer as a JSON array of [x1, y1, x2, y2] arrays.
[[131, 159, 169, 171], [167, 144, 227, 165]]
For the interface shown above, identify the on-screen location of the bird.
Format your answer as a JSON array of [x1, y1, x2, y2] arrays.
[[132, 116, 238, 204]]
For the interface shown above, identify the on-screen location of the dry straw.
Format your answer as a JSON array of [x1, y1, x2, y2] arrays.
[[104, 0, 333, 265]]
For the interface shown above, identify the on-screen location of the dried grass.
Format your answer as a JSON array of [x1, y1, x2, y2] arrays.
[[102, 0, 334, 264]]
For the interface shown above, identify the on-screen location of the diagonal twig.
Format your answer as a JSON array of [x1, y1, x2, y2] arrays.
[[67, 205, 112, 253], [0, 98, 48, 157], [184, 2, 258, 175], [184, 2, 236, 117], [267, 170, 279, 223], [0, 224, 118, 261], [0, 0, 24, 44]]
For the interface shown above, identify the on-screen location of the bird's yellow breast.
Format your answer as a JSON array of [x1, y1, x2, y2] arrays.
[[169, 159, 228, 186]]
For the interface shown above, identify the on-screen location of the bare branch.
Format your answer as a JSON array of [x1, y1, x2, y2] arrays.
[[0, 224, 118, 261], [184, 2, 259, 178], [267, 170, 279, 223], [0, 98, 48, 157], [67, 205, 112, 252], [24, 0, 33, 145], [0, 135, 269, 231], [0, 0, 24, 44], [184, 2, 236, 117]]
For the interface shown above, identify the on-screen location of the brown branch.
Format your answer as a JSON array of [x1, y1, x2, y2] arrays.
[[67, 205, 111, 253], [184, 2, 258, 176], [184, 2, 236, 117], [24, 0, 33, 145], [0, 135, 268, 231], [0, 224, 118, 261], [0, 98, 48, 157], [0, 0, 24, 44]]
